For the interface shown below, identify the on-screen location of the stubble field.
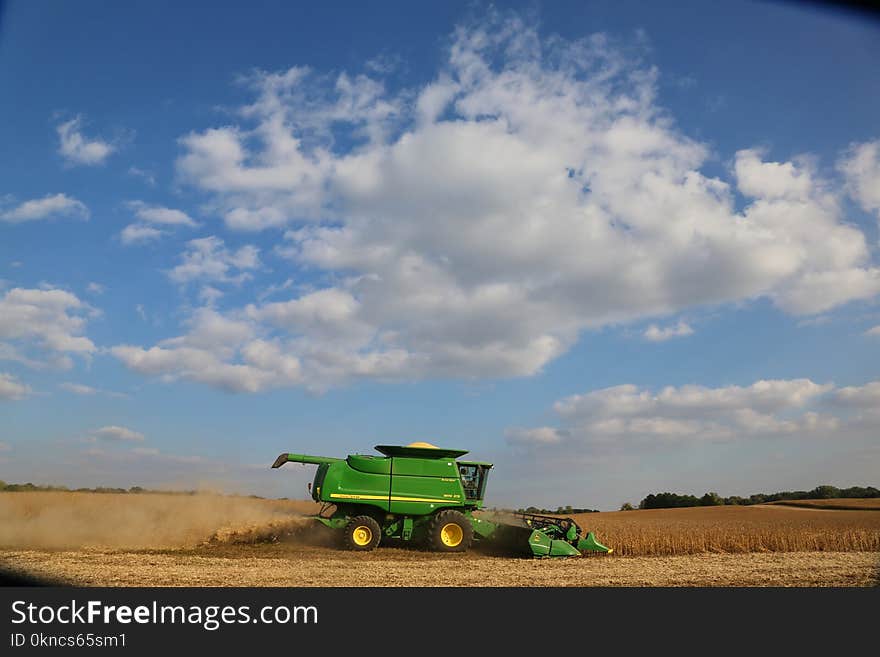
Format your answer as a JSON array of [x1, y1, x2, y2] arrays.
[[1, 492, 878, 587]]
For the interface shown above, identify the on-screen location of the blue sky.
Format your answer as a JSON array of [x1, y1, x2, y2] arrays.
[[1, 1, 879, 510]]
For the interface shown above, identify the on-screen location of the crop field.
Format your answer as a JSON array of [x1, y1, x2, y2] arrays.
[[1, 492, 878, 587], [566, 503, 880, 556]]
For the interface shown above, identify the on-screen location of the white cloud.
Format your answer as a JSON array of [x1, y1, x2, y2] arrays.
[[60, 382, 98, 395], [365, 52, 404, 75], [643, 321, 694, 342], [838, 139, 880, 218], [56, 116, 116, 166], [111, 343, 294, 393], [56, 115, 115, 166], [510, 378, 865, 452], [734, 149, 814, 200], [0, 287, 96, 369], [120, 202, 197, 246], [128, 166, 156, 186], [256, 277, 295, 302], [86, 282, 105, 295], [505, 426, 565, 445], [248, 288, 366, 340], [199, 285, 224, 306], [120, 223, 164, 245], [865, 325, 880, 337], [774, 268, 880, 315], [0, 372, 31, 400], [0, 194, 88, 223], [92, 425, 145, 442], [127, 201, 197, 227], [833, 381, 880, 408], [111, 308, 304, 393], [108, 14, 879, 392], [60, 382, 126, 398], [167, 236, 260, 284]]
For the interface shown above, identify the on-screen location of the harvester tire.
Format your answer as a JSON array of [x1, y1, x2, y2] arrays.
[[342, 516, 382, 551], [427, 510, 473, 553]]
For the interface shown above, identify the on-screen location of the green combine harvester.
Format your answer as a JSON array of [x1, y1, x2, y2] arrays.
[[271, 442, 612, 557]]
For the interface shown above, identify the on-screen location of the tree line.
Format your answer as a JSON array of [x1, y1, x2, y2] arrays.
[[628, 485, 879, 510], [516, 505, 600, 514], [0, 481, 223, 496]]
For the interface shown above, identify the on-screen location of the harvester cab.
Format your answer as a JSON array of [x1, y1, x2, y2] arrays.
[[271, 442, 611, 557]]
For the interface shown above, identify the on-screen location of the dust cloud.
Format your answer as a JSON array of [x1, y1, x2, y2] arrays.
[[0, 492, 316, 549]]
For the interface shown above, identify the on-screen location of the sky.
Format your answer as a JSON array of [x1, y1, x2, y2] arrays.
[[1, 0, 879, 511]]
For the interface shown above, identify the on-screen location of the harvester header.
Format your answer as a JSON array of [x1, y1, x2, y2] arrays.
[[272, 442, 612, 557]]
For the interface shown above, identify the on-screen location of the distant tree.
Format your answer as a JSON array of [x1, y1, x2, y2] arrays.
[[639, 492, 701, 509], [620, 502, 635, 511], [809, 485, 840, 499], [700, 492, 723, 506], [840, 486, 880, 498]]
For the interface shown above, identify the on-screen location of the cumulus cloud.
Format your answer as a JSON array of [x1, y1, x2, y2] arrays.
[[0, 372, 32, 400], [120, 201, 197, 245], [56, 115, 115, 166], [0, 287, 96, 369], [643, 321, 694, 342], [111, 307, 304, 393], [92, 425, 145, 442], [109, 13, 879, 392], [120, 223, 163, 245], [167, 236, 260, 284], [127, 201, 197, 227], [734, 149, 814, 200], [865, 325, 880, 337], [509, 378, 862, 452], [838, 139, 880, 218], [832, 381, 880, 408], [0, 194, 88, 223]]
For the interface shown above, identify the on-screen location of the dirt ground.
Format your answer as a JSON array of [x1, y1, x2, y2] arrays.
[[1, 492, 877, 587], [2, 542, 878, 587]]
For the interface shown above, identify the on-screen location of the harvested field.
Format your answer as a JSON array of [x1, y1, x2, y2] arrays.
[[2, 546, 877, 587], [1, 493, 878, 586], [565, 504, 880, 556]]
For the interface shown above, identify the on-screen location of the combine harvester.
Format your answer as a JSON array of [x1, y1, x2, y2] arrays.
[[272, 442, 611, 557]]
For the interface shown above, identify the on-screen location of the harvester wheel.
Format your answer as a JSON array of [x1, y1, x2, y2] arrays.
[[342, 515, 382, 551], [426, 510, 473, 553]]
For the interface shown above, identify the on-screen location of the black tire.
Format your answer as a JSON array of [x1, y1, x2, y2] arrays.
[[341, 515, 382, 551], [426, 509, 474, 553]]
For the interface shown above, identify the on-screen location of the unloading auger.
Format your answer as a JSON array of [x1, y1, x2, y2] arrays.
[[271, 442, 612, 557]]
